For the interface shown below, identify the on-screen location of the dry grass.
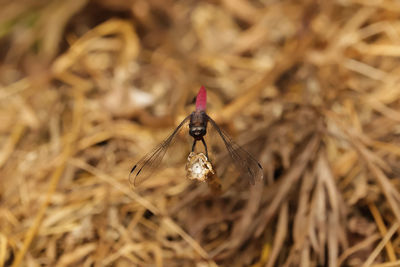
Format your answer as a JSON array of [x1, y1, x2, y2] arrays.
[[1, 0, 400, 266]]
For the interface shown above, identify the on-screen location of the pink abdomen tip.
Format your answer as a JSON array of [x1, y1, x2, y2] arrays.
[[195, 86, 207, 111]]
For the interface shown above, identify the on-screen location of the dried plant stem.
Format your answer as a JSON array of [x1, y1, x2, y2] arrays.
[[326, 110, 400, 225], [0, 234, 7, 267], [338, 234, 380, 266], [362, 222, 399, 267], [0, 124, 25, 168], [69, 159, 214, 263], [12, 143, 71, 267], [216, 37, 311, 123], [370, 260, 400, 267], [369, 203, 397, 261], [266, 201, 288, 267], [11, 91, 83, 267], [0, 78, 30, 100], [256, 135, 320, 235]]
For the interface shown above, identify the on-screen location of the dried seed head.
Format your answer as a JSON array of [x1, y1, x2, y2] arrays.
[[185, 152, 214, 182]]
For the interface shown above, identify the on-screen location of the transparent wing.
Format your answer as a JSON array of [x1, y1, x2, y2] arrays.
[[129, 115, 191, 187], [206, 115, 263, 185]]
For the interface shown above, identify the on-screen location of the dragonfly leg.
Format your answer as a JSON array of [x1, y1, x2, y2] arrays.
[[191, 140, 197, 152], [201, 137, 209, 159]]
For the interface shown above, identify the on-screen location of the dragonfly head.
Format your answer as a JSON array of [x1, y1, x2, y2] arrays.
[[189, 125, 206, 139]]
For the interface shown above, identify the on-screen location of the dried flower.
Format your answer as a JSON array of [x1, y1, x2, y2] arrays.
[[185, 152, 215, 182]]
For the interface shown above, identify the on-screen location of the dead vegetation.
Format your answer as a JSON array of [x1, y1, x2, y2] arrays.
[[1, 0, 400, 266]]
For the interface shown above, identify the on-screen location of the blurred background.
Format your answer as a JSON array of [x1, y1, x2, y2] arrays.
[[1, 0, 400, 266]]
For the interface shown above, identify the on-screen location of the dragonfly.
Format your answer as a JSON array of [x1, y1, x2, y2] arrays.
[[129, 86, 263, 186]]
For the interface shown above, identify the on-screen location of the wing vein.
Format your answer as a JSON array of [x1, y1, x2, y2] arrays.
[[207, 115, 263, 185], [129, 115, 191, 187]]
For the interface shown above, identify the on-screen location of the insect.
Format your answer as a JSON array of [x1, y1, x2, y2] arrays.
[[129, 86, 263, 186]]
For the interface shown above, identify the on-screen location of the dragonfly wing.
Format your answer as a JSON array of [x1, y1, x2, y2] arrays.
[[206, 115, 263, 185], [129, 115, 191, 187]]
